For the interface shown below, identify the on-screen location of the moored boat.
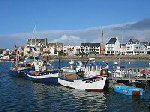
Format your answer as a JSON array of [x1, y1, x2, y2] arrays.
[[113, 85, 144, 96], [10, 66, 26, 77], [25, 60, 60, 85], [9, 62, 30, 77], [25, 70, 59, 84], [58, 76, 106, 92]]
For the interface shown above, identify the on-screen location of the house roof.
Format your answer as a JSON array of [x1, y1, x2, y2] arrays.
[[129, 39, 139, 44], [81, 43, 100, 47], [140, 42, 149, 47], [106, 38, 117, 44], [48, 43, 63, 47]]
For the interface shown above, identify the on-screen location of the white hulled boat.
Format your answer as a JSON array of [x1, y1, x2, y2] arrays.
[[58, 76, 106, 92]]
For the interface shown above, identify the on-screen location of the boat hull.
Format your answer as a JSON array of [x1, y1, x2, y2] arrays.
[[58, 76, 106, 92], [113, 85, 144, 96], [25, 71, 59, 85], [9, 69, 27, 77]]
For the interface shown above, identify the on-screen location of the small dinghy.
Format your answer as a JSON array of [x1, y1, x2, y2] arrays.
[[113, 85, 144, 96]]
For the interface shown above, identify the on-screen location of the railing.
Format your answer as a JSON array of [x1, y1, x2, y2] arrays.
[[111, 67, 150, 81]]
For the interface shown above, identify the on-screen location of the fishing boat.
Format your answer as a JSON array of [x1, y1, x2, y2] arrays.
[[25, 70, 59, 84], [58, 76, 107, 92], [24, 60, 59, 84], [113, 85, 144, 96], [58, 58, 109, 91], [9, 49, 29, 77], [10, 63, 27, 77], [9, 56, 38, 77]]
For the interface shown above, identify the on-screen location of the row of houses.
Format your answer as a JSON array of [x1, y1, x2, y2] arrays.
[[22, 37, 150, 57], [0, 48, 11, 60], [105, 37, 150, 55], [1, 37, 150, 60]]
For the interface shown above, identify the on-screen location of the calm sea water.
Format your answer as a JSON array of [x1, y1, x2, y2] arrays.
[[0, 60, 150, 112]]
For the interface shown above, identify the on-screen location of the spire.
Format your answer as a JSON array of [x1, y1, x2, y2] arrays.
[[102, 30, 104, 38], [102, 30, 104, 43], [100, 29, 105, 55]]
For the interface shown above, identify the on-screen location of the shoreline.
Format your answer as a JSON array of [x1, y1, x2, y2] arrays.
[[48, 54, 150, 61], [1, 54, 150, 62]]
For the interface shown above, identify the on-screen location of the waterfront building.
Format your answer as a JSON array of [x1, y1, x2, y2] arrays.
[[80, 43, 101, 55], [146, 42, 150, 54], [126, 39, 146, 55], [26, 38, 48, 47], [48, 43, 63, 56], [105, 37, 120, 55], [24, 38, 48, 56], [24, 45, 41, 57], [0, 48, 11, 60], [140, 41, 150, 55], [16, 46, 24, 57], [120, 44, 126, 55], [63, 45, 80, 56]]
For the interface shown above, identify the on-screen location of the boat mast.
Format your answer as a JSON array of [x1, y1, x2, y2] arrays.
[[33, 24, 37, 46], [32, 25, 37, 61]]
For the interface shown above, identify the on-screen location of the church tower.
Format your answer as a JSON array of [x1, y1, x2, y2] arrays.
[[100, 30, 105, 55]]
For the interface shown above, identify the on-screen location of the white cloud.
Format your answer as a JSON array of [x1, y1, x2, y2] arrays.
[[0, 19, 150, 49], [52, 34, 85, 45]]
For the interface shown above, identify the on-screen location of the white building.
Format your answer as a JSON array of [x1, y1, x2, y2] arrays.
[[147, 44, 150, 54], [26, 38, 48, 47], [47, 43, 63, 56], [24, 46, 41, 56], [80, 43, 101, 55], [105, 37, 120, 55], [120, 44, 126, 55], [63, 45, 80, 56], [24, 38, 48, 56], [126, 39, 146, 55], [140, 42, 150, 55]]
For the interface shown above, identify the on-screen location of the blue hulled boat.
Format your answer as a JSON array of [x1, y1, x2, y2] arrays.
[[113, 85, 144, 96], [25, 70, 59, 84], [24, 60, 60, 85]]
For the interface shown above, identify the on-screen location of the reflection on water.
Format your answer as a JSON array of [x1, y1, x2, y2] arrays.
[[69, 90, 107, 111], [32, 84, 107, 112]]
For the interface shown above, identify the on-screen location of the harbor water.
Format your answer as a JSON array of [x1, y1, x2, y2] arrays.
[[0, 60, 150, 112]]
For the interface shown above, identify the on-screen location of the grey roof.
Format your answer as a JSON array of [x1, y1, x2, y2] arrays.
[[81, 43, 100, 47], [140, 42, 150, 47], [129, 39, 139, 44], [48, 43, 63, 47], [106, 38, 117, 44]]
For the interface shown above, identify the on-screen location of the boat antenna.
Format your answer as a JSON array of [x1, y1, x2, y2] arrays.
[[32, 24, 37, 61]]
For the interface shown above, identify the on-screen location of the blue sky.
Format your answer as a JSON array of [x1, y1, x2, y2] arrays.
[[0, 0, 150, 34], [0, 0, 150, 49]]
